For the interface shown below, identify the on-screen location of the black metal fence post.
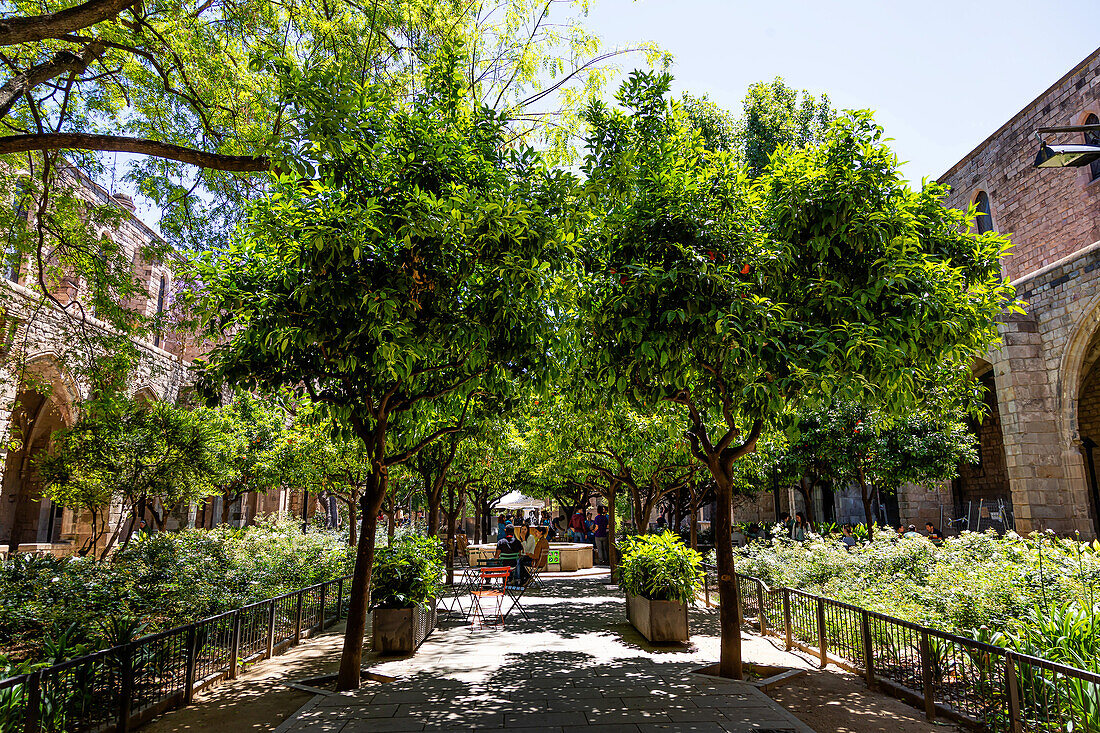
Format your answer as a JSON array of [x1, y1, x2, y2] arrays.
[[782, 589, 792, 650], [919, 630, 936, 721], [265, 600, 276, 659], [815, 596, 827, 668], [860, 609, 875, 688], [318, 583, 327, 631], [119, 643, 134, 732], [228, 611, 242, 680], [1005, 652, 1022, 733], [183, 626, 198, 706], [336, 578, 344, 620], [756, 580, 767, 636], [23, 671, 41, 733], [294, 591, 304, 644]]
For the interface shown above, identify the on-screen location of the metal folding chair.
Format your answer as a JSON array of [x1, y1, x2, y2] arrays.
[[442, 563, 479, 616], [526, 546, 548, 590], [469, 567, 511, 628]]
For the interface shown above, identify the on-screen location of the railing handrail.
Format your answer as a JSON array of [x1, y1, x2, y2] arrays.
[[698, 562, 1100, 687], [0, 573, 353, 689]]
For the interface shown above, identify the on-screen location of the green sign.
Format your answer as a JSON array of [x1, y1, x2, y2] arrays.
[[548, 550, 560, 564]]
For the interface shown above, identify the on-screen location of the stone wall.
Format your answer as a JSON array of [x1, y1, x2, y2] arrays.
[[0, 165, 203, 554], [932, 46, 1100, 536]]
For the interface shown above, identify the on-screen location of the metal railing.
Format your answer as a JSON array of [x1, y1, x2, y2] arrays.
[[0, 575, 351, 733], [699, 564, 1100, 732]]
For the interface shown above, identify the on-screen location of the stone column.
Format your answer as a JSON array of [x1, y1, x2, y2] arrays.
[[994, 314, 1095, 536]]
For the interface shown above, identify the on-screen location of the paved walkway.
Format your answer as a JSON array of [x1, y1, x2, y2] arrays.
[[275, 575, 814, 732]]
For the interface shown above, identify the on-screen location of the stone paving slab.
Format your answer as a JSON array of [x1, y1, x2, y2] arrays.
[[274, 576, 816, 732]]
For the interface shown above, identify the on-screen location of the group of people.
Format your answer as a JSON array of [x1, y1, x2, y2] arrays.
[[769, 512, 946, 549], [565, 505, 610, 564], [493, 520, 551, 584], [896, 521, 944, 545]]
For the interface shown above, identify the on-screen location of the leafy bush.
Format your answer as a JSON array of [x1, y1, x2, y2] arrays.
[[730, 529, 1100, 635], [370, 533, 444, 610], [0, 514, 352, 665], [619, 531, 702, 604]]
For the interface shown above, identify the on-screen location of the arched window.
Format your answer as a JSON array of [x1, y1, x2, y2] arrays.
[[1085, 114, 1100, 182], [974, 191, 994, 235], [153, 275, 167, 348]]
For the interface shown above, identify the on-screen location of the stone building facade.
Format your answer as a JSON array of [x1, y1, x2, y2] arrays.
[[0, 166, 295, 555], [902, 45, 1100, 537]]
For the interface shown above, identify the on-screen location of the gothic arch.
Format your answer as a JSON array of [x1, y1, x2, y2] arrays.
[[1, 352, 81, 547], [1056, 290, 1100, 445], [133, 385, 160, 405]]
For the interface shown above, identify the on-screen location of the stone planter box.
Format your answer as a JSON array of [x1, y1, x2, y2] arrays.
[[372, 602, 437, 655], [625, 592, 689, 642]]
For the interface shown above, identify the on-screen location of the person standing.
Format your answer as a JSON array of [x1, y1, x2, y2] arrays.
[[593, 505, 610, 565], [496, 514, 508, 541], [568, 511, 585, 542], [792, 513, 808, 542]]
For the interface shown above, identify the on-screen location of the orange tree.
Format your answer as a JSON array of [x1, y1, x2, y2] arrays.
[[784, 399, 978, 539], [187, 65, 575, 690], [577, 70, 1016, 678]]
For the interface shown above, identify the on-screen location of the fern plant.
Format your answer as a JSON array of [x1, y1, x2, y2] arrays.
[[619, 531, 702, 604]]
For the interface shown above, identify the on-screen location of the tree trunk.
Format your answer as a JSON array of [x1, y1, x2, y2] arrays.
[[857, 468, 875, 541], [346, 498, 358, 546], [221, 494, 232, 526], [443, 484, 457, 585], [336, 472, 385, 692], [713, 475, 743, 679], [427, 491, 441, 538], [608, 481, 619, 583], [668, 488, 677, 534], [690, 501, 698, 550]]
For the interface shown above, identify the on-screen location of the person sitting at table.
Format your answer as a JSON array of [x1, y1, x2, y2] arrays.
[[495, 524, 530, 583], [496, 514, 508, 541], [515, 519, 530, 543], [522, 526, 550, 570]]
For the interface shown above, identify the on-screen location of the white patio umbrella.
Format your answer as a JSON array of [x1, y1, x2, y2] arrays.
[[491, 490, 545, 510]]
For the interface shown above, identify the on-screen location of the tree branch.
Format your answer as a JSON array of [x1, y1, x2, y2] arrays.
[[0, 132, 270, 171], [0, 0, 138, 46], [0, 42, 103, 120]]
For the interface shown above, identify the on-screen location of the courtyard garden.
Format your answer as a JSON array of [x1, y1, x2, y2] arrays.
[[0, 0, 1097, 730]]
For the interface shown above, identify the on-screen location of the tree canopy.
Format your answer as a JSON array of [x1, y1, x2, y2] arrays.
[[188, 61, 576, 689], [576, 69, 1016, 677]]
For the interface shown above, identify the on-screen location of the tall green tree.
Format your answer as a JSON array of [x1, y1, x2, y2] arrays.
[[578, 70, 1015, 678], [787, 401, 977, 538], [682, 77, 832, 173], [189, 63, 574, 689], [36, 398, 217, 557], [202, 392, 289, 526]]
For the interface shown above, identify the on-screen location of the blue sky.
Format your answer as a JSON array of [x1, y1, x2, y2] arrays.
[[583, 0, 1099, 181]]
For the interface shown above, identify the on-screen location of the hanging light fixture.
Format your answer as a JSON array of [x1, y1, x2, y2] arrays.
[[1033, 124, 1100, 168]]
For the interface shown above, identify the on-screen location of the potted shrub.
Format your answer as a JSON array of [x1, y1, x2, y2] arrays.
[[370, 534, 443, 654], [619, 531, 702, 642]]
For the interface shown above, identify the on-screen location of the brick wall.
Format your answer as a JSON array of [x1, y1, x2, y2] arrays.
[[930, 46, 1100, 537], [938, 48, 1100, 280]]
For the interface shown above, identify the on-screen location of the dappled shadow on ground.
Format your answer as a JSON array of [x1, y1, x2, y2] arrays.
[[140, 624, 350, 733]]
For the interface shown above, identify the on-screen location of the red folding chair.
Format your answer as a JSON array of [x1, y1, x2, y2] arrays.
[[469, 567, 511, 628]]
